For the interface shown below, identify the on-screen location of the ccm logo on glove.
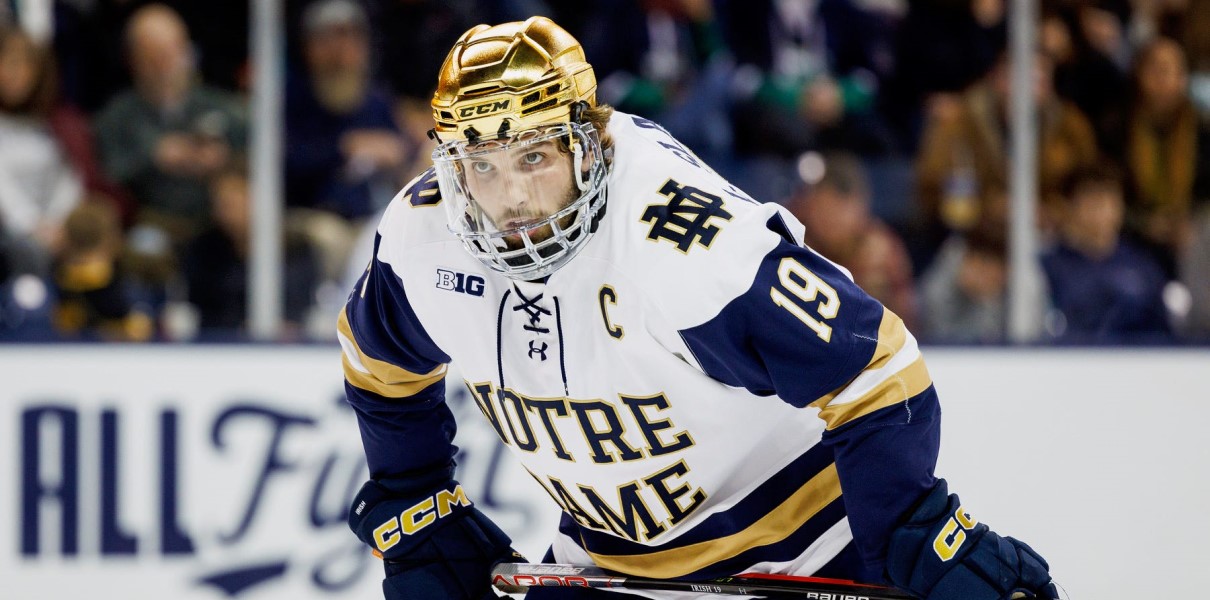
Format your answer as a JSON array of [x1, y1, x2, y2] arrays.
[[372, 484, 473, 552], [932, 505, 979, 561]]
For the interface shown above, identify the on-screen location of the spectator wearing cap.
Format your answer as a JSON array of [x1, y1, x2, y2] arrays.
[[93, 3, 248, 250], [285, 0, 407, 285]]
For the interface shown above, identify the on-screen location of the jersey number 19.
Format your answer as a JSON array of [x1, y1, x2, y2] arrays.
[[770, 257, 840, 342]]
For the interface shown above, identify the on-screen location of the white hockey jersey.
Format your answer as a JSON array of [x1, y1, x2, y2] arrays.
[[339, 111, 940, 589]]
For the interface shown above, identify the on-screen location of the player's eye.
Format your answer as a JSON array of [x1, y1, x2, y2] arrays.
[[521, 152, 545, 167], [471, 161, 494, 174]]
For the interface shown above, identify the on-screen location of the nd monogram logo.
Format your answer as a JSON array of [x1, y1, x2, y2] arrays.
[[641, 179, 733, 252]]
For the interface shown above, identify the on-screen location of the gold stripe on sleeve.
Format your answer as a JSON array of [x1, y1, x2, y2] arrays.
[[802, 308, 916, 422], [865, 308, 908, 371], [586, 464, 842, 579], [339, 307, 447, 398], [811, 354, 932, 430]]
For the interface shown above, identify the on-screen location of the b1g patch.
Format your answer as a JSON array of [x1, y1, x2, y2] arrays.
[[436, 268, 485, 296], [641, 179, 733, 253]]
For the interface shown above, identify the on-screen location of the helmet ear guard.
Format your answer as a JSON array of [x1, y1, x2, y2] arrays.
[[564, 100, 590, 192]]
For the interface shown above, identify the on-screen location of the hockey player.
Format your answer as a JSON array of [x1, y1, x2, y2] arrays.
[[340, 16, 1058, 600]]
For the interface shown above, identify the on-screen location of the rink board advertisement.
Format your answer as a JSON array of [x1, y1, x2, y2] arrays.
[[2, 345, 1209, 600], [0, 346, 560, 600]]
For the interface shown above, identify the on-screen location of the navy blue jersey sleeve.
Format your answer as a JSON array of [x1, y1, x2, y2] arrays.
[[679, 237, 940, 577], [339, 234, 455, 480]]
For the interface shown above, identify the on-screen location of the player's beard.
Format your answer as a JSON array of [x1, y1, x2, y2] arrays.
[[495, 179, 579, 251], [499, 212, 576, 251]]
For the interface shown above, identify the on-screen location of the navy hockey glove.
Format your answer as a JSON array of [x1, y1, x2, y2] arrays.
[[347, 465, 523, 600], [886, 479, 1058, 600]]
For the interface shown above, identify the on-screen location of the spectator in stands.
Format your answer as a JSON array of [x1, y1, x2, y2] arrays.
[[286, 0, 406, 283], [1123, 0, 1187, 53], [379, 0, 477, 176], [1041, 1, 1130, 153], [380, 0, 476, 104], [1074, 0, 1131, 72], [52, 197, 154, 342], [918, 229, 1013, 344], [580, 0, 732, 161], [880, 0, 1006, 153], [1115, 37, 1210, 277], [915, 49, 1097, 260], [54, 0, 251, 112], [93, 3, 247, 251], [1041, 164, 1171, 342], [786, 153, 918, 329], [0, 26, 82, 277], [723, 0, 897, 158], [185, 163, 319, 339]]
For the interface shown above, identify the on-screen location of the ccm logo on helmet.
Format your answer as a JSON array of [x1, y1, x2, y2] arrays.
[[372, 485, 473, 552], [458, 99, 511, 118]]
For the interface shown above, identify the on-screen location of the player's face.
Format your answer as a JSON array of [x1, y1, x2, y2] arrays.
[[462, 139, 578, 249]]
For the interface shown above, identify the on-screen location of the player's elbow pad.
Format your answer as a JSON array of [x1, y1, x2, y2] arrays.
[[884, 479, 1058, 600]]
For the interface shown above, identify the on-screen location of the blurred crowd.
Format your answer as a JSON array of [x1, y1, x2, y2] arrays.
[[1, 0, 1208, 345]]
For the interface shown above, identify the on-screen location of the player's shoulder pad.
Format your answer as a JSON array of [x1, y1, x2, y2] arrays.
[[599, 112, 808, 329], [375, 167, 452, 256]]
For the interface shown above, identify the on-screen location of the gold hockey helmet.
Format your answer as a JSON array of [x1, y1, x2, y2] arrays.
[[431, 16, 597, 142]]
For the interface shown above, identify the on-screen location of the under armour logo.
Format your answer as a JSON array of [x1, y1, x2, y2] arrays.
[[641, 179, 733, 252], [528, 341, 548, 361]]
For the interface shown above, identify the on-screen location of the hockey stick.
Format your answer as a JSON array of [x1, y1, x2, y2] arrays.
[[491, 562, 915, 599]]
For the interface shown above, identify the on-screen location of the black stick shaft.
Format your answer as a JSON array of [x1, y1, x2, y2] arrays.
[[491, 563, 916, 599]]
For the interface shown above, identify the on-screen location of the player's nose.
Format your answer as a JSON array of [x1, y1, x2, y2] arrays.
[[499, 177, 531, 211]]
